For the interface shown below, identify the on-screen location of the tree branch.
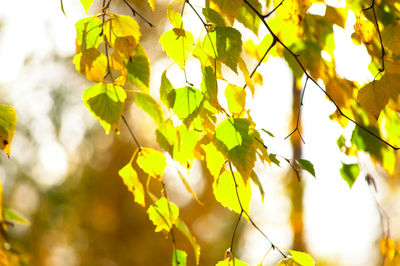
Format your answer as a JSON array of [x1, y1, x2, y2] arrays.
[[243, 0, 399, 150], [122, 0, 153, 27]]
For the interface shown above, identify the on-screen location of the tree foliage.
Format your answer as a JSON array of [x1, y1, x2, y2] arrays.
[[1, 0, 400, 264]]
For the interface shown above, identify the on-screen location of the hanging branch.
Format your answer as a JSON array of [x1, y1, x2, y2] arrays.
[[363, 0, 385, 73], [122, 0, 154, 27], [285, 77, 308, 144], [243, 0, 399, 150], [228, 162, 287, 260]]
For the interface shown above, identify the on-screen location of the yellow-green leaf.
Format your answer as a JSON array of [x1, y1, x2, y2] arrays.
[[114, 36, 137, 58], [210, 0, 242, 24], [159, 28, 194, 69], [177, 170, 203, 205], [134, 92, 164, 125], [214, 118, 257, 180], [156, 119, 177, 156], [3, 208, 30, 225], [340, 163, 360, 188], [202, 8, 227, 27], [169, 86, 204, 126], [136, 148, 166, 180], [118, 155, 145, 207], [104, 15, 141, 47], [225, 84, 246, 115], [201, 141, 225, 179], [236, 0, 262, 35], [73, 48, 107, 82], [213, 170, 251, 215], [75, 16, 103, 53], [0, 105, 17, 157], [201, 66, 218, 108], [147, 197, 179, 232], [167, 2, 183, 28], [80, 0, 94, 13], [160, 70, 175, 108], [277, 258, 301, 266], [176, 218, 201, 264], [203, 27, 242, 73], [82, 83, 127, 134], [172, 249, 187, 266]]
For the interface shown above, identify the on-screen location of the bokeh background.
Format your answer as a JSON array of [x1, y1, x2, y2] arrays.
[[0, 0, 399, 265]]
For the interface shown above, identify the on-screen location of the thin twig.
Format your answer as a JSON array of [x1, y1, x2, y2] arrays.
[[263, 0, 285, 19], [122, 0, 153, 27], [121, 115, 142, 149], [228, 162, 287, 259], [284, 77, 308, 144], [243, 0, 399, 150], [363, 0, 385, 72]]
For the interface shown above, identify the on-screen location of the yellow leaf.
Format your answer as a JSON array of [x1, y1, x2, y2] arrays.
[[253, 72, 263, 86], [136, 148, 166, 180], [147, 0, 155, 11], [354, 15, 375, 45], [210, 0, 242, 25], [380, 237, 396, 261], [357, 78, 389, 120], [238, 57, 255, 96], [147, 197, 179, 232], [104, 15, 141, 47], [201, 141, 225, 179], [73, 48, 107, 82], [0, 105, 17, 157], [167, 1, 183, 28], [225, 84, 246, 116], [119, 152, 146, 207], [326, 77, 356, 110], [213, 170, 251, 216], [325, 6, 347, 28], [176, 169, 204, 205], [274, 0, 314, 24], [115, 36, 137, 58]]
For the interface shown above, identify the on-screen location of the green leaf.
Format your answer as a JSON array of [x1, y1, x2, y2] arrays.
[[296, 159, 315, 177], [172, 249, 187, 266], [351, 126, 384, 161], [202, 8, 226, 27], [3, 208, 30, 225], [176, 219, 201, 264], [159, 29, 194, 69], [118, 157, 145, 207], [269, 153, 280, 166], [156, 119, 177, 156], [225, 84, 246, 115], [250, 171, 264, 201], [169, 86, 204, 126], [136, 148, 166, 180], [203, 27, 242, 73], [126, 45, 151, 92], [213, 170, 251, 215], [160, 70, 174, 108], [75, 16, 103, 52], [287, 249, 315, 266], [147, 197, 179, 232], [134, 92, 164, 125], [104, 15, 141, 47], [80, 0, 94, 13], [201, 66, 218, 108], [236, 0, 262, 35], [82, 83, 127, 134], [214, 118, 257, 180], [0, 105, 17, 157], [340, 163, 360, 188], [215, 257, 248, 266]]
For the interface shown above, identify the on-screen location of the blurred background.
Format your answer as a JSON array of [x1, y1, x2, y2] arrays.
[[0, 0, 399, 265]]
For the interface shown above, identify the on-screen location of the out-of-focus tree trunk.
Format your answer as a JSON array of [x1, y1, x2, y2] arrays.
[[288, 76, 306, 251]]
